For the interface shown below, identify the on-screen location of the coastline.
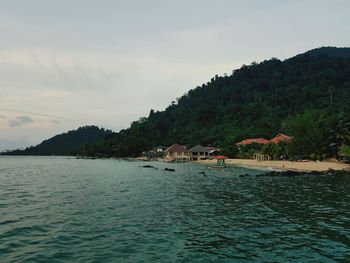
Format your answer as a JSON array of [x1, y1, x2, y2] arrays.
[[197, 158, 350, 172]]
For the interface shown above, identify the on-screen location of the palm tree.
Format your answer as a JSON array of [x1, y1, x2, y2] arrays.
[[326, 113, 350, 157]]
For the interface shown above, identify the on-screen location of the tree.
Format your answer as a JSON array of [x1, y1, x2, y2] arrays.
[[286, 110, 328, 160], [326, 113, 350, 146], [67, 47, 350, 158], [339, 144, 350, 157]]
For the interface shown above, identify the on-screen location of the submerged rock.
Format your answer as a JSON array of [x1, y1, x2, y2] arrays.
[[257, 169, 349, 177], [141, 165, 155, 168], [165, 168, 175, 172]]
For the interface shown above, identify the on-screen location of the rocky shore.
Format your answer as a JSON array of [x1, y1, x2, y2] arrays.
[[240, 169, 350, 177]]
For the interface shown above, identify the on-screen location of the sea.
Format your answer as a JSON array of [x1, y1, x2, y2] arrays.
[[1, 156, 350, 262]]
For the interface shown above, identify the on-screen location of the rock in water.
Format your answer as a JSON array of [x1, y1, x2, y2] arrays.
[[257, 169, 348, 177], [141, 165, 155, 168]]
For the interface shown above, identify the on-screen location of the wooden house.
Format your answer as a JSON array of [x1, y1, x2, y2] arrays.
[[189, 145, 209, 161], [164, 143, 190, 162], [205, 146, 220, 157]]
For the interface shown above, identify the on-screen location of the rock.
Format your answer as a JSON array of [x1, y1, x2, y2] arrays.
[[141, 165, 155, 168], [165, 168, 175, 172], [257, 169, 349, 177]]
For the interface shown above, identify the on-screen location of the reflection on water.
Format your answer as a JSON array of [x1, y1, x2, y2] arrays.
[[0, 156, 350, 262]]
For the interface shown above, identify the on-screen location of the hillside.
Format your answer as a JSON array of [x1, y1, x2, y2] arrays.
[[83, 47, 350, 158], [4, 126, 111, 156], [304, 46, 350, 57]]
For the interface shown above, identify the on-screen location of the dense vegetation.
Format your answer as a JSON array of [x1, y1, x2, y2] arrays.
[[245, 110, 350, 160], [4, 47, 350, 159], [83, 47, 350, 159], [4, 126, 111, 156]]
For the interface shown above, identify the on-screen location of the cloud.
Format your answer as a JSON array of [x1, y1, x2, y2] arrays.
[[0, 0, 349, 147], [0, 108, 70, 121], [9, 115, 34, 127]]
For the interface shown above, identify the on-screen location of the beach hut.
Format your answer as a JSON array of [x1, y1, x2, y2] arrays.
[[164, 143, 190, 162], [205, 146, 220, 157], [214, 155, 228, 167], [189, 145, 209, 161]]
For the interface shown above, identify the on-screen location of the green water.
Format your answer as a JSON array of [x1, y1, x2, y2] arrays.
[[1, 156, 350, 262]]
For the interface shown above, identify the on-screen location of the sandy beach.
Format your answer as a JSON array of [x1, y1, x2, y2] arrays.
[[197, 158, 350, 172]]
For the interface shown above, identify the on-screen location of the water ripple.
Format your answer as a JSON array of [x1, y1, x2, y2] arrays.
[[0, 156, 350, 262]]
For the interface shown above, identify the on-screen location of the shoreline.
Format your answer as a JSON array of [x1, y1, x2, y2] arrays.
[[197, 158, 350, 172], [2, 155, 349, 173]]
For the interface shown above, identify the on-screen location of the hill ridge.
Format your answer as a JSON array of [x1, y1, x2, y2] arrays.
[[4, 125, 111, 156], [83, 46, 350, 158]]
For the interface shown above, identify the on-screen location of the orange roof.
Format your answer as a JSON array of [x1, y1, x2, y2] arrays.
[[214, 155, 228, 159], [236, 138, 270, 146], [270, 133, 293, 144]]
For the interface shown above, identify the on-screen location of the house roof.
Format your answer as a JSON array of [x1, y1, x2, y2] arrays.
[[189, 145, 209, 153], [236, 138, 270, 146], [205, 146, 220, 151], [165, 143, 188, 152], [270, 133, 293, 144]]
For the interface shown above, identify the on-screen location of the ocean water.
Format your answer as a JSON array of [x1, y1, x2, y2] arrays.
[[1, 156, 350, 262]]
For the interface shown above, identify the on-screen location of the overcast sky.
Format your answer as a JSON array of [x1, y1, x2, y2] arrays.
[[0, 0, 349, 150]]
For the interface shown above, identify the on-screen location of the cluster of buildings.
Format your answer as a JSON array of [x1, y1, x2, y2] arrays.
[[142, 144, 220, 162], [235, 133, 293, 146], [142, 134, 293, 162]]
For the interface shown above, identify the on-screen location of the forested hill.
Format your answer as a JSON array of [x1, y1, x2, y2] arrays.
[[304, 46, 350, 57], [83, 46, 350, 158], [4, 126, 111, 156]]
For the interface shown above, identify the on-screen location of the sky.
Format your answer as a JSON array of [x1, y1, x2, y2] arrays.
[[0, 0, 349, 150]]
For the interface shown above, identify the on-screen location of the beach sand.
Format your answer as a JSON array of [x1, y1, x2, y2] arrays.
[[197, 158, 350, 172]]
